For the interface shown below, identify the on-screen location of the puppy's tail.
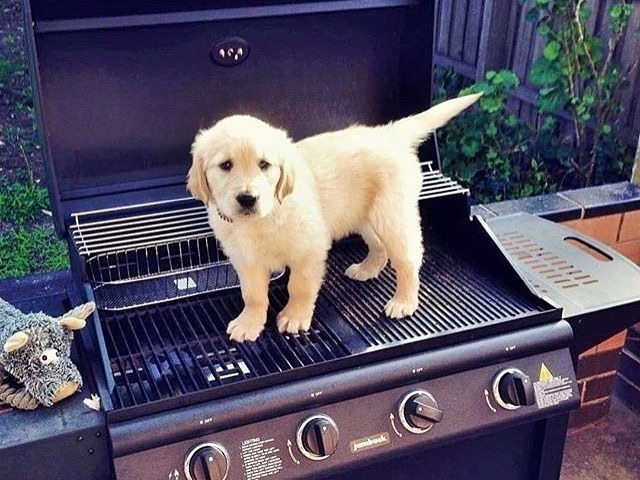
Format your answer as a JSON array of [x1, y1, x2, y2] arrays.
[[388, 92, 482, 149]]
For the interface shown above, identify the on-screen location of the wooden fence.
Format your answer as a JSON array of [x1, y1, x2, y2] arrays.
[[434, 0, 640, 144]]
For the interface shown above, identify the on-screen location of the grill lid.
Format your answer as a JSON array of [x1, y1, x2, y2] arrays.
[[24, 0, 437, 235]]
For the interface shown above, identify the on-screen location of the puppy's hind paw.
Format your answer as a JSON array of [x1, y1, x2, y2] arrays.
[[227, 316, 265, 343], [277, 307, 313, 335], [384, 296, 419, 319], [345, 262, 384, 282]]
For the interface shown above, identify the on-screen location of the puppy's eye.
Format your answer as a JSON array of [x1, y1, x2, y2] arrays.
[[219, 160, 233, 171], [259, 160, 271, 171], [41, 354, 48, 363]]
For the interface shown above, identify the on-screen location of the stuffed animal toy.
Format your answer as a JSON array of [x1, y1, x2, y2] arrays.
[[0, 298, 94, 410]]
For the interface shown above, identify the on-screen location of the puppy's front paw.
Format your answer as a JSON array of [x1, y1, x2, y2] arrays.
[[345, 262, 384, 281], [384, 296, 419, 319], [277, 305, 313, 334], [226, 310, 266, 342]]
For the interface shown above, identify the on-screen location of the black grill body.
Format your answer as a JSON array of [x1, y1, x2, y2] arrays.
[[101, 237, 553, 413], [15, 1, 640, 480], [77, 199, 558, 422]]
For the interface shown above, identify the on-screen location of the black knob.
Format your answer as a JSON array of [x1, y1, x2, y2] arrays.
[[399, 390, 443, 434], [185, 443, 229, 480], [493, 368, 535, 410], [297, 415, 339, 460]]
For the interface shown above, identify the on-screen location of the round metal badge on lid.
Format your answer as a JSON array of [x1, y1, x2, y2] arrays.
[[211, 37, 250, 66]]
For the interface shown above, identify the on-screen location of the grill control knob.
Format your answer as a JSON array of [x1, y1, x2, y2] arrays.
[[398, 390, 443, 434], [296, 414, 339, 460], [184, 442, 229, 480], [493, 368, 536, 410]]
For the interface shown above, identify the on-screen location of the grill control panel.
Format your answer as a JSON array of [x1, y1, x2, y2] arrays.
[[115, 348, 578, 480]]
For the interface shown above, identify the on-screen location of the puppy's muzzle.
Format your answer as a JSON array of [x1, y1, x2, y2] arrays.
[[236, 193, 258, 211]]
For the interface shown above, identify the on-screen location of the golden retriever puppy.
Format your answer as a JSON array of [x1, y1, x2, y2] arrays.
[[188, 93, 481, 342]]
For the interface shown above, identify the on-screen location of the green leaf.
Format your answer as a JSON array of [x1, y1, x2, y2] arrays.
[[461, 138, 481, 158], [542, 115, 556, 130], [456, 161, 482, 182], [506, 114, 519, 127], [538, 89, 566, 112], [583, 90, 596, 105], [537, 23, 550, 36], [479, 96, 503, 113], [578, 6, 592, 22], [610, 4, 623, 19], [602, 124, 612, 135], [539, 86, 557, 96], [530, 60, 559, 85], [493, 70, 519, 89], [526, 7, 540, 23], [543, 41, 561, 61]]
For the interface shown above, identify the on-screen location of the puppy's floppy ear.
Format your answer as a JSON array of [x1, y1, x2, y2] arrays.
[[275, 143, 296, 203], [187, 138, 211, 204]]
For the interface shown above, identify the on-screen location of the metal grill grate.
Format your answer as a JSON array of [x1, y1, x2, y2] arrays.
[[323, 241, 542, 346], [102, 287, 349, 411], [72, 165, 465, 311], [419, 161, 468, 200], [70, 199, 284, 310], [100, 239, 548, 416]]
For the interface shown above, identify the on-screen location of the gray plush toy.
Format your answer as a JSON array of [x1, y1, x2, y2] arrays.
[[0, 298, 94, 410]]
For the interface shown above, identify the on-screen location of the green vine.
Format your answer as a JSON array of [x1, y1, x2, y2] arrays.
[[438, 70, 556, 203], [523, 0, 638, 186], [436, 0, 638, 202]]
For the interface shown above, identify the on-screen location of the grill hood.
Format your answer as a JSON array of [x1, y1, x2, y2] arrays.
[[25, 0, 437, 236]]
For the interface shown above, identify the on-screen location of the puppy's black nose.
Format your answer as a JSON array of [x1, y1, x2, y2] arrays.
[[236, 193, 258, 209]]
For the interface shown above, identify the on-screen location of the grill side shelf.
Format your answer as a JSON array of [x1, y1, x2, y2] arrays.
[[487, 212, 640, 353]]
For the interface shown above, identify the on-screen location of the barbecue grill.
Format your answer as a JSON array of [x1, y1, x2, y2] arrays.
[[6, 1, 640, 479]]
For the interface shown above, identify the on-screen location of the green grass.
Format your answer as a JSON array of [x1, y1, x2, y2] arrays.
[[0, 173, 70, 279], [0, 180, 49, 224], [0, 226, 69, 279], [0, 58, 21, 85]]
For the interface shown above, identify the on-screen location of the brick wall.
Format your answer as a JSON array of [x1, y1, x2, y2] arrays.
[[616, 323, 640, 413], [561, 211, 640, 429], [562, 211, 640, 265], [571, 332, 627, 429], [615, 211, 640, 416]]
